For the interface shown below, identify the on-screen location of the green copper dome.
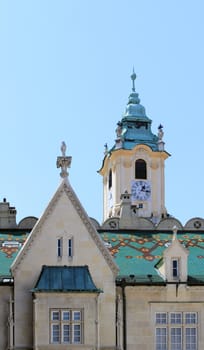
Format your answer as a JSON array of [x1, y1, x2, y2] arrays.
[[112, 71, 161, 152], [123, 91, 149, 121]]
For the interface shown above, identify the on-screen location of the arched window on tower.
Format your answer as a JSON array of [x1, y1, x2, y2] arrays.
[[108, 169, 112, 189], [135, 159, 147, 179]]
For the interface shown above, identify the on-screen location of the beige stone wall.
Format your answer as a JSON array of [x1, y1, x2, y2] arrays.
[[117, 284, 204, 350], [34, 292, 104, 349], [12, 190, 116, 349]]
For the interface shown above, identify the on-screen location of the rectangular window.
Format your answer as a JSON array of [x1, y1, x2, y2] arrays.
[[62, 310, 70, 321], [51, 324, 60, 343], [155, 312, 198, 350], [156, 313, 167, 324], [57, 238, 62, 257], [73, 324, 81, 343], [50, 309, 83, 344], [171, 327, 182, 350], [156, 327, 167, 350], [185, 312, 197, 324], [172, 259, 179, 278], [68, 238, 73, 257], [51, 310, 60, 321], [170, 313, 182, 324], [185, 327, 197, 350], [62, 324, 70, 343]]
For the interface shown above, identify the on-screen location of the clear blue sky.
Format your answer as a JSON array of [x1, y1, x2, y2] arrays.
[[0, 0, 203, 225]]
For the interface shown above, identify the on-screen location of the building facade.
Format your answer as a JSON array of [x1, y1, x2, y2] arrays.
[[0, 73, 204, 350]]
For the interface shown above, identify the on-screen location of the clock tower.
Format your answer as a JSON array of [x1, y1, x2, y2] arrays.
[[99, 71, 170, 223]]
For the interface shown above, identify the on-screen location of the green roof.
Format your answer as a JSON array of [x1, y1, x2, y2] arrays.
[[100, 231, 204, 283], [33, 265, 101, 292], [0, 231, 30, 278]]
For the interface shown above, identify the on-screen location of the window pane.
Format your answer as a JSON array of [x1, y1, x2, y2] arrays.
[[172, 260, 179, 278], [68, 238, 73, 257], [156, 313, 167, 324], [73, 311, 81, 321], [52, 311, 60, 321], [156, 328, 167, 350], [62, 324, 70, 343], [62, 311, 70, 321], [73, 324, 81, 343], [171, 328, 182, 350], [186, 328, 197, 350], [171, 313, 182, 324], [185, 313, 197, 324], [57, 238, 62, 257], [52, 324, 60, 343]]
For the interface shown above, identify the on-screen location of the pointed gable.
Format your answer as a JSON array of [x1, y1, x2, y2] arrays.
[[11, 178, 118, 278], [10, 144, 118, 350]]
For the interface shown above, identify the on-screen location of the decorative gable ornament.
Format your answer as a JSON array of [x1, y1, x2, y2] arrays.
[[56, 141, 72, 178]]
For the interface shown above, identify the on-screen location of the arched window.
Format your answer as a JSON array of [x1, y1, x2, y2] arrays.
[[108, 169, 112, 189], [135, 159, 147, 179]]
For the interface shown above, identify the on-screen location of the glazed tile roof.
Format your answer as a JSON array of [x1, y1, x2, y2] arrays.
[[33, 266, 101, 292], [100, 231, 204, 283], [0, 231, 30, 278]]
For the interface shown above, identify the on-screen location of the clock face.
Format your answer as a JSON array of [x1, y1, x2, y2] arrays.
[[131, 180, 151, 201]]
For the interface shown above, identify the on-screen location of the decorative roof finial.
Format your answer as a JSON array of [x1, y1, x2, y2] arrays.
[[130, 68, 136, 92], [158, 124, 164, 141], [57, 141, 72, 179], [61, 141, 66, 157], [104, 143, 108, 155]]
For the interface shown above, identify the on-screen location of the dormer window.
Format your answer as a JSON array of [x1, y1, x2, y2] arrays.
[[162, 227, 189, 283], [135, 159, 147, 179], [172, 258, 179, 279]]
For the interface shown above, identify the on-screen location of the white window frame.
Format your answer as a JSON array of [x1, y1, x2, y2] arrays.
[[51, 323, 60, 343], [155, 312, 198, 350], [50, 308, 83, 344]]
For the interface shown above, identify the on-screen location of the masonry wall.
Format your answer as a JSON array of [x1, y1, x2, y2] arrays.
[[12, 190, 116, 349], [0, 286, 12, 350], [117, 284, 204, 350]]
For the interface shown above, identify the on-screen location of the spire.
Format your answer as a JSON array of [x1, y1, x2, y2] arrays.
[[131, 68, 136, 92], [56, 141, 72, 178], [102, 70, 168, 153]]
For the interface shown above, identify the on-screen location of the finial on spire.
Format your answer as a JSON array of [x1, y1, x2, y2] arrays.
[[57, 141, 72, 178], [130, 68, 136, 92]]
